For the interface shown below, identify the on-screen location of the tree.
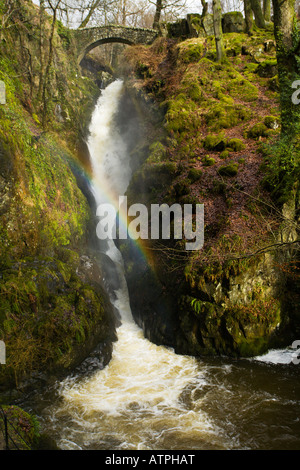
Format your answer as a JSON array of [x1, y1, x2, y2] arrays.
[[151, 0, 187, 30], [79, 0, 104, 28], [272, 0, 300, 137], [250, 0, 266, 29], [263, 0, 271, 22], [213, 0, 225, 62], [200, 0, 208, 17], [152, 0, 162, 29], [244, 0, 253, 35], [38, 0, 62, 126]]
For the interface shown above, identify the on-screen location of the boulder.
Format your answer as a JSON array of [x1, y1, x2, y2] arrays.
[[222, 11, 245, 33]]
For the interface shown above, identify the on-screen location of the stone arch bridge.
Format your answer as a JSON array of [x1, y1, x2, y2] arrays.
[[72, 25, 158, 63]]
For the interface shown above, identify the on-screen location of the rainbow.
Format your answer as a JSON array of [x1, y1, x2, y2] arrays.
[[68, 152, 154, 269]]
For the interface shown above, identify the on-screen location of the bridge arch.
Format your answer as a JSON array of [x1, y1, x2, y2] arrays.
[[73, 25, 158, 63], [82, 37, 134, 62]]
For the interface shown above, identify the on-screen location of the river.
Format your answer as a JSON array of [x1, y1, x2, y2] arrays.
[[24, 80, 300, 451]]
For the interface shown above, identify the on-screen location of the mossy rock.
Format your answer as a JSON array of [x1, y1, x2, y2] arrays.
[[181, 80, 203, 102], [1, 406, 40, 449], [203, 134, 228, 151], [205, 103, 250, 130], [256, 59, 277, 78], [268, 75, 279, 91], [227, 138, 245, 151], [188, 168, 203, 182], [178, 39, 204, 64], [222, 11, 245, 33], [218, 162, 239, 176], [180, 194, 200, 209], [227, 77, 259, 102], [247, 122, 269, 139], [165, 94, 200, 133], [148, 141, 167, 163], [211, 179, 227, 194], [220, 149, 230, 159], [202, 155, 216, 166], [174, 179, 191, 197]]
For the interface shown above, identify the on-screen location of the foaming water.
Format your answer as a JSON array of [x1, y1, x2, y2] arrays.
[[54, 322, 226, 450], [31, 81, 300, 451], [253, 348, 297, 365]]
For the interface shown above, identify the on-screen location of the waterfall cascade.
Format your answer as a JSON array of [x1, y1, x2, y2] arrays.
[[34, 81, 300, 451]]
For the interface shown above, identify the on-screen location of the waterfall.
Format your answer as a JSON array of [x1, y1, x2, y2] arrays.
[[33, 80, 300, 452], [49, 80, 225, 451]]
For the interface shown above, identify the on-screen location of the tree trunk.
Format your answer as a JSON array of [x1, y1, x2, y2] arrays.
[[272, 0, 300, 136], [213, 0, 225, 62], [201, 0, 208, 18], [263, 0, 271, 21], [37, 0, 46, 103], [244, 0, 254, 35], [153, 0, 163, 30], [250, 0, 266, 28], [42, 1, 61, 127], [79, 0, 102, 29]]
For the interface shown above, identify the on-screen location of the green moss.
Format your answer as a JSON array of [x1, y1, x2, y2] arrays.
[[205, 103, 250, 130], [180, 79, 203, 102], [188, 168, 203, 182], [202, 155, 216, 166], [174, 179, 191, 197], [264, 115, 280, 129], [1, 406, 40, 449], [211, 179, 227, 194], [247, 122, 269, 139], [256, 59, 277, 78], [218, 162, 239, 176], [203, 133, 228, 151], [0, 255, 110, 386], [226, 76, 259, 102], [165, 94, 201, 133], [220, 150, 230, 159], [227, 138, 245, 151], [148, 141, 167, 163], [178, 40, 204, 63], [243, 62, 259, 74]]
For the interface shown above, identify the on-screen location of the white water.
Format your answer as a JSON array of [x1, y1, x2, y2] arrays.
[[52, 80, 227, 450]]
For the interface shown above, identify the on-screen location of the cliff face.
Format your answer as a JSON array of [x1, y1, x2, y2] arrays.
[[0, 1, 117, 392], [117, 31, 299, 358]]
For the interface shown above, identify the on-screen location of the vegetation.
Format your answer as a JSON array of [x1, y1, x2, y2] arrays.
[[0, 0, 114, 390]]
